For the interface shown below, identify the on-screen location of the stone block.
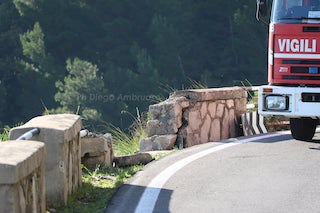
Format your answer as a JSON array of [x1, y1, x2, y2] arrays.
[[0, 140, 46, 213], [81, 133, 114, 167], [210, 119, 221, 142], [235, 98, 248, 115], [172, 87, 247, 102], [200, 114, 211, 143], [188, 108, 202, 132], [200, 102, 208, 119], [9, 114, 82, 206], [222, 109, 230, 140], [147, 120, 166, 137], [185, 133, 200, 147], [140, 134, 177, 152], [208, 102, 217, 118], [226, 99, 234, 109], [228, 109, 237, 138], [216, 103, 225, 118], [148, 97, 189, 135], [82, 155, 105, 167]]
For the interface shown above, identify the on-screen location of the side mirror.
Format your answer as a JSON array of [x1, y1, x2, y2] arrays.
[[258, 0, 268, 17], [256, 0, 269, 26]]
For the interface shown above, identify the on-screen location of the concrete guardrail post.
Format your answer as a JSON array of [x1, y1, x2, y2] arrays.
[[0, 140, 46, 213], [9, 114, 82, 205]]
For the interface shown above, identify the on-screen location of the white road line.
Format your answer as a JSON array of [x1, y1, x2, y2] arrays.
[[134, 132, 290, 213]]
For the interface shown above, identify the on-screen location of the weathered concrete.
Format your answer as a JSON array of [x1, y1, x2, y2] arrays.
[[0, 140, 46, 213], [9, 114, 82, 205], [81, 133, 114, 167], [141, 87, 247, 151]]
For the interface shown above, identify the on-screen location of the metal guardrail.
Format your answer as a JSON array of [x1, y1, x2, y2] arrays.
[[246, 86, 260, 91], [16, 128, 40, 140], [80, 129, 89, 138], [16, 128, 89, 140]]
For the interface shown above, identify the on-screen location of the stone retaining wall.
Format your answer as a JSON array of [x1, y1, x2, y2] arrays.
[[140, 87, 247, 151], [9, 114, 82, 205], [0, 140, 46, 213]]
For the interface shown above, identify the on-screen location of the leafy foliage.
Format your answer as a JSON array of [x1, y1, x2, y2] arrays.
[[20, 22, 45, 64], [0, 0, 268, 130]]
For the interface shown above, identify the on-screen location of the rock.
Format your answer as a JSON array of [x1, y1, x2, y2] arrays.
[[148, 97, 189, 136], [82, 155, 105, 167], [113, 153, 154, 167], [147, 120, 164, 137], [81, 133, 114, 167], [140, 134, 177, 152], [171, 87, 247, 102]]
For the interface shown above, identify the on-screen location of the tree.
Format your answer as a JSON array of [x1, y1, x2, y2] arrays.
[[1, 0, 269, 130], [53, 58, 108, 128], [232, 0, 268, 85], [0, 0, 26, 125], [20, 22, 45, 65]]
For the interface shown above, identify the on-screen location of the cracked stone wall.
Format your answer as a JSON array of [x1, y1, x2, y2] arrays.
[[140, 87, 247, 151]]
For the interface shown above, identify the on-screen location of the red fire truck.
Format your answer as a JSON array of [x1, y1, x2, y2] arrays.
[[257, 0, 320, 140]]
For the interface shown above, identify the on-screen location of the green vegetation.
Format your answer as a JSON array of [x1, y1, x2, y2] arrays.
[[0, 0, 268, 131], [107, 124, 141, 156], [0, 132, 8, 142], [49, 152, 173, 213], [106, 108, 149, 156], [48, 164, 144, 213], [0, 126, 10, 142]]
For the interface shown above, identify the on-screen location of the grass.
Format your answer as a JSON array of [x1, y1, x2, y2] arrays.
[[106, 108, 148, 156], [47, 164, 144, 213], [151, 78, 209, 104], [48, 150, 174, 213], [238, 79, 258, 105], [0, 126, 10, 142], [106, 123, 141, 156], [0, 133, 8, 142], [186, 77, 208, 89]]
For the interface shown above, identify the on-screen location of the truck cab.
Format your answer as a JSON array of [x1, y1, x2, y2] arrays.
[[270, 0, 320, 85], [257, 0, 320, 140]]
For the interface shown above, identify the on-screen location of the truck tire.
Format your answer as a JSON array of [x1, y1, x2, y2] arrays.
[[290, 118, 317, 141]]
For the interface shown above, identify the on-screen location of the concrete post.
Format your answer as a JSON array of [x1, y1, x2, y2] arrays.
[[0, 140, 46, 213], [9, 114, 82, 205]]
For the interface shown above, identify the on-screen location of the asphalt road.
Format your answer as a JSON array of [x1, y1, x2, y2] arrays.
[[105, 130, 320, 213]]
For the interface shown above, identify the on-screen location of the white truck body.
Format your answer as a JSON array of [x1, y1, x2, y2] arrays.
[[258, 85, 320, 118]]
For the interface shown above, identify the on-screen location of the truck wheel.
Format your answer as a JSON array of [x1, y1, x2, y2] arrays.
[[290, 118, 317, 141]]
